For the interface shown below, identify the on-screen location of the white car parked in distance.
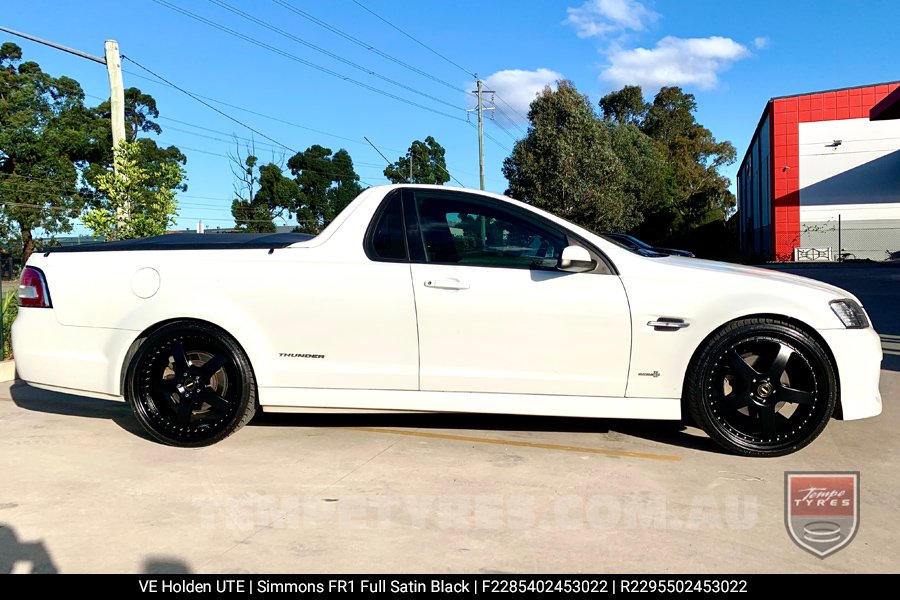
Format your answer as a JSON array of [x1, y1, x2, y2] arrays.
[[12, 185, 883, 456]]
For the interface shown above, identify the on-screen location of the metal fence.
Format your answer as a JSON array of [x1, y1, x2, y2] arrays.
[[792, 218, 900, 262]]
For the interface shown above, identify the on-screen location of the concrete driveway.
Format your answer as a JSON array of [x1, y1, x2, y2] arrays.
[[1, 264, 897, 574]]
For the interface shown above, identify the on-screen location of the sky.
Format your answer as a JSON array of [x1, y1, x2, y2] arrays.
[[4, 0, 900, 233]]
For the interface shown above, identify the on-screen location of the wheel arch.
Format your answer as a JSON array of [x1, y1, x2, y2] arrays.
[[681, 313, 843, 420], [118, 317, 258, 397]]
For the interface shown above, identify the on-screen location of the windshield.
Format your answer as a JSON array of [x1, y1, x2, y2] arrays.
[[599, 234, 667, 257]]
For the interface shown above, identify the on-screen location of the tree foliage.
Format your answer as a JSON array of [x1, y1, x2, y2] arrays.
[[642, 86, 736, 228], [598, 85, 647, 126], [231, 151, 296, 233], [384, 136, 450, 185], [83, 86, 187, 210], [288, 145, 362, 233], [600, 85, 737, 235], [82, 140, 184, 240], [0, 42, 94, 261], [506, 81, 737, 240], [503, 81, 645, 233], [1, 42, 188, 257]]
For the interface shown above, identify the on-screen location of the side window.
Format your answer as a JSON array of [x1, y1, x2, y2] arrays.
[[367, 192, 407, 261], [414, 192, 567, 269]]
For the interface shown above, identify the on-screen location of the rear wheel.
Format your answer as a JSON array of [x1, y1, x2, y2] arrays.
[[126, 321, 256, 447], [687, 318, 836, 457]]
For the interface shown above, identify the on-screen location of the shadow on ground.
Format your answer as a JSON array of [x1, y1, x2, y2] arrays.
[[0, 524, 57, 574], [8, 382, 153, 442], [250, 411, 723, 454], [143, 557, 192, 574], [8, 381, 721, 454]]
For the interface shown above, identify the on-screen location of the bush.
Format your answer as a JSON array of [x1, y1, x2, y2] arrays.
[[2, 290, 17, 360]]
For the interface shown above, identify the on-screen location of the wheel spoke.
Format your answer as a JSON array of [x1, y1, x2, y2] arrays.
[[759, 404, 777, 438], [718, 390, 753, 414], [198, 355, 228, 379], [152, 378, 177, 396], [199, 389, 230, 413], [779, 386, 816, 406], [766, 343, 794, 380], [175, 396, 195, 426], [171, 342, 190, 372], [727, 350, 759, 382]]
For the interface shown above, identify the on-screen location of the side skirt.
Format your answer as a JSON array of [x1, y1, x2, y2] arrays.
[[258, 387, 681, 420]]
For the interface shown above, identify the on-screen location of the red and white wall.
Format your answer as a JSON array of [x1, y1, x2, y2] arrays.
[[738, 82, 900, 261]]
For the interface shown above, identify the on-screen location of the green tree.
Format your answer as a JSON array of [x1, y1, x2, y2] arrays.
[[82, 140, 184, 240], [231, 152, 297, 233], [288, 145, 362, 233], [608, 122, 673, 237], [0, 42, 94, 261], [93, 87, 162, 139], [383, 136, 450, 185], [502, 80, 641, 233], [83, 86, 187, 210], [599, 85, 647, 126], [641, 86, 736, 228]]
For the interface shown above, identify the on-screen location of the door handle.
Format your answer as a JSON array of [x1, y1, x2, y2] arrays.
[[424, 278, 469, 290]]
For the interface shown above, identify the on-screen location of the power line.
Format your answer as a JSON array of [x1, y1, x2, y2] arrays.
[[160, 118, 444, 169], [350, 0, 477, 80], [207, 0, 464, 113], [121, 69, 411, 160], [364, 136, 467, 188], [343, 0, 529, 134], [493, 93, 530, 126], [123, 68, 405, 151], [123, 54, 298, 153], [270, 0, 468, 95], [150, 0, 467, 123]]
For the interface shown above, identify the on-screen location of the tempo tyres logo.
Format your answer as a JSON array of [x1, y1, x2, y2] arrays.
[[784, 471, 859, 558]]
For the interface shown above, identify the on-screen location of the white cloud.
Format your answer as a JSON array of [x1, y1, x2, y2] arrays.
[[753, 36, 770, 49], [601, 36, 750, 90], [480, 68, 564, 126], [565, 0, 659, 38]]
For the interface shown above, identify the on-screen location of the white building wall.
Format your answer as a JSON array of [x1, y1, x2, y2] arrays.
[[799, 118, 900, 222], [798, 118, 900, 260]]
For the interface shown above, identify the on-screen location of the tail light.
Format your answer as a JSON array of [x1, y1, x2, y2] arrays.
[[19, 266, 52, 308]]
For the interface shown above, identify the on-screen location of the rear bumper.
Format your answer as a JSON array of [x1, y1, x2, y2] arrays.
[[819, 326, 883, 420], [11, 308, 137, 397]]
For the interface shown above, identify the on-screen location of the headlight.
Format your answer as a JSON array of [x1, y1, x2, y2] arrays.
[[830, 299, 870, 329]]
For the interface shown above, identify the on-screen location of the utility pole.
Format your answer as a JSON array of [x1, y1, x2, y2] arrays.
[[104, 40, 128, 230], [0, 26, 127, 220], [409, 145, 414, 183], [469, 80, 494, 190], [104, 41, 126, 151]]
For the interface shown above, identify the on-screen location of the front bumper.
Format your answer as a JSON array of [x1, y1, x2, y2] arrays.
[[819, 326, 883, 420]]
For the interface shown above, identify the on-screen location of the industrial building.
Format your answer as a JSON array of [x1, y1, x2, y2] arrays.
[[738, 82, 900, 261]]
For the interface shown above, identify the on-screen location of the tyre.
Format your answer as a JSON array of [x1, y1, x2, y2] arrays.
[[686, 318, 836, 457], [126, 321, 257, 447]]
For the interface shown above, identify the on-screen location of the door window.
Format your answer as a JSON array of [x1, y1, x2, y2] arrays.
[[414, 193, 567, 269]]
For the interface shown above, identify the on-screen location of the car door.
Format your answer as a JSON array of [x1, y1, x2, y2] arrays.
[[262, 190, 419, 391], [408, 189, 632, 397]]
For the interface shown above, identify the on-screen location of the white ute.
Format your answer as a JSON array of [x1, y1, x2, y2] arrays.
[[12, 185, 882, 455]]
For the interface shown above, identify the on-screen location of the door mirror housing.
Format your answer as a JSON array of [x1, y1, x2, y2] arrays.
[[558, 245, 595, 273]]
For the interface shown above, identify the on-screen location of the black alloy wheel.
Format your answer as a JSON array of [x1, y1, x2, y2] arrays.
[[126, 321, 256, 447], [687, 318, 836, 457]]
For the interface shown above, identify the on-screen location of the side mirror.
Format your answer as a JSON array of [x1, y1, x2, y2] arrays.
[[558, 245, 595, 273]]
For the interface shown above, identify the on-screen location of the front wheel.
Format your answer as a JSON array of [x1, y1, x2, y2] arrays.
[[126, 321, 257, 447], [686, 318, 836, 457]]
